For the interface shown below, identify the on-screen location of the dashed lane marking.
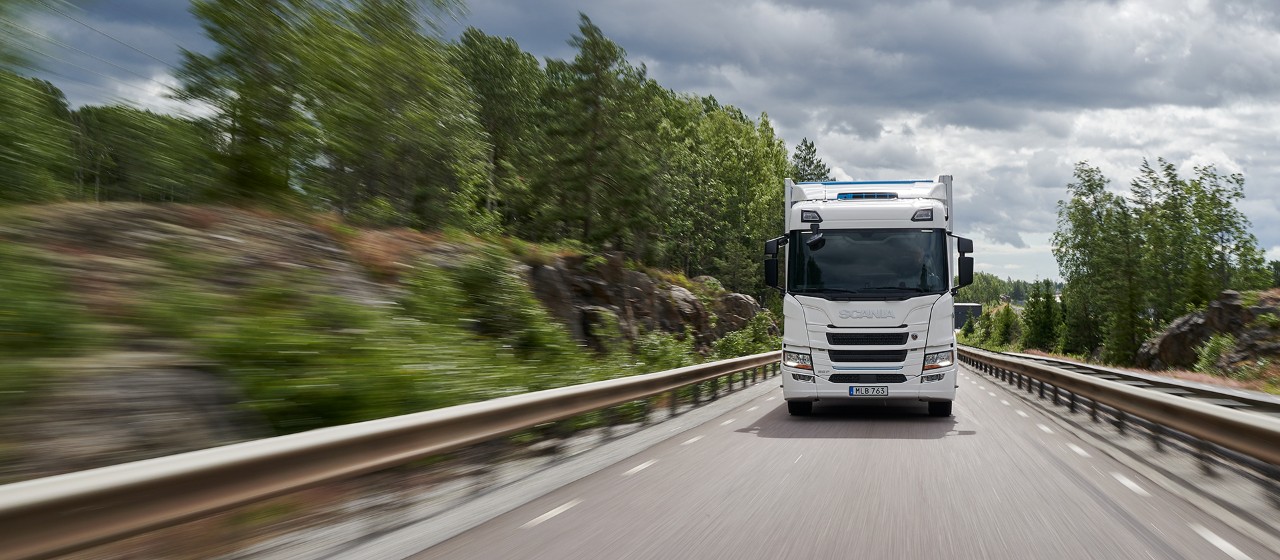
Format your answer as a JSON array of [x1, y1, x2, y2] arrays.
[[521, 499, 582, 529], [622, 460, 657, 476], [988, 392, 996, 397], [1016, 410, 1029, 418], [721, 418, 736, 426], [747, 406, 759, 412], [1111, 472, 1152, 497], [681, 435, 704, 445], [1001, 400, 1010, 406], [1038, 424, 1054, 434], [794, 454, 803, 464], [1067, 443, 1091, 458], [1190, 523, 1253, 560]]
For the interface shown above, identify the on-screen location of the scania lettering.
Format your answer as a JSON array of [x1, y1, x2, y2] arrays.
[[763, 176, 975, 416]]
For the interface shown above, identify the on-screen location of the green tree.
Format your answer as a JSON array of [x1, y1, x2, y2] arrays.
[[295, 0, 487, 228], [0, 73, 74, 202], [956, 271, 1009, 306], [450, 28, 547, 226], [175, 0, 316, 201], [1021, 279, 1058, 351], [1053, 162, 1142, 360], [72, 105, 221, 201], [789, 137, 831, 182], [536, 14, 637, 243], [1270, 260, 1280, 287]]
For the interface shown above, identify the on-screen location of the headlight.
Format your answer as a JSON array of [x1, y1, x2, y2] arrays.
[[923, 350, 953, 370], [783, 350, 813, 370]]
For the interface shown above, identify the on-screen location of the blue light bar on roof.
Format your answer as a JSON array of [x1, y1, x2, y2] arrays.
[[837, 192, 897, 200], [796, 180, 933, 185]]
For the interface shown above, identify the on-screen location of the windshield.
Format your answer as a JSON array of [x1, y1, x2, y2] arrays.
[[788, 228, 948, 298]]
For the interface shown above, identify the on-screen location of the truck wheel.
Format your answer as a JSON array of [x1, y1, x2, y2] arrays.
[[928, 401, 953, 417], [788, 401, 812, 416]]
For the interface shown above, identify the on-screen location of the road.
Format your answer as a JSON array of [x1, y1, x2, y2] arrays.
[[418, 364, 1278, 560]]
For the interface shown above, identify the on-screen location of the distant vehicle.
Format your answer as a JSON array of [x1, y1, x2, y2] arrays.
[[763, 176, 974, 417], [955, 303, 983, 330]]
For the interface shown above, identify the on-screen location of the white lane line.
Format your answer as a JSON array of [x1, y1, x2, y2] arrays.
[[794, 454, 803, 464], [521, 499, 582, 528], [1001, 400, 1010, 406], [1067, 443, 1091, 458], [1190, 523, 1253, 560], [988, 392, 996, 397], [1111, 472, 1152, 497], [681, 435, 704, 445], [1015, 410, 1029, 418], [1038, 424, 1054, 434], [721, 418, 736, 426], [747, 406, 759, 412], [766, 396, 777, 401], [622, 459, 657, 476], [979, 386, 986, 390]]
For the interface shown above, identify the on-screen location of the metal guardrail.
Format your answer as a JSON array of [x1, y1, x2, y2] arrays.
[[1003, 351, 1280, 419], [958, 346, 1280, 466], [0, 351, 780, 560]]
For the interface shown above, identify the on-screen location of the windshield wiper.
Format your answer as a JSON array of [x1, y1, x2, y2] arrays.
[[860, 286, 926, 292], [794, 288, 861, 295]]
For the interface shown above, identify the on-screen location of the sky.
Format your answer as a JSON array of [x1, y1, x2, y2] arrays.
[[18, 0, 1280, 282]]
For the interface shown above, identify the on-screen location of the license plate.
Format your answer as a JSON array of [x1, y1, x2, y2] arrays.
[[850, 386, 888, 396]]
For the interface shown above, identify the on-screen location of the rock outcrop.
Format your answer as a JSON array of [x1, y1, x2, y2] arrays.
[[1136, 290, 1280, 370], [526, 252, 762, 352]]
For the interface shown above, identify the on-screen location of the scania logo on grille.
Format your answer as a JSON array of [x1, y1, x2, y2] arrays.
[[839, 309, 896, 319]]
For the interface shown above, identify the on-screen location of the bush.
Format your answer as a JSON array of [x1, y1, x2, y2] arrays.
[[713, 311, 779, 359], [1194, 334, 1236, 374], [0, 245, 88, 357]]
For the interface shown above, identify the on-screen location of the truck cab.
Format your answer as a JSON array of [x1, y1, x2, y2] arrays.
[[763, 176, 974, 417]]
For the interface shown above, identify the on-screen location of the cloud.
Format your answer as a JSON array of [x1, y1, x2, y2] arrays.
[[23, 0, 1280, 281]]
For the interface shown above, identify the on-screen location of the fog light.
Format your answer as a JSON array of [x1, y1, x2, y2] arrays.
[[921, 373, 946, 383], [791, 373, 815, 382]]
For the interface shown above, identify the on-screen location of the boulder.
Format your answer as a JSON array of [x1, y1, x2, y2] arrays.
[[713, 293, 762, 337], [1135, 312, 1210, 369]]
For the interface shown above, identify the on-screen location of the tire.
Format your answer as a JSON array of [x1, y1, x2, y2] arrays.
[[928, 401, 953, 417], [788, 401, 813, 416]]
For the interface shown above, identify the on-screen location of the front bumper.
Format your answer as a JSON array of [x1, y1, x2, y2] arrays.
[[781, 363, 957, 403]]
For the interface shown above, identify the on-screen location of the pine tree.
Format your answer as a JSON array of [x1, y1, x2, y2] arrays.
[[789, 137, 832, 181]]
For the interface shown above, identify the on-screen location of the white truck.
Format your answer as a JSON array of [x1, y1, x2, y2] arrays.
[[763, 176, 974, 417]]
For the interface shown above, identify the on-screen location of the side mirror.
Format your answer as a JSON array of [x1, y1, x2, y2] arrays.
[[764, 258, 780, 290], [958, 256, 974, 289], [956, 236, 974, 255], [764, 238, 780, 256]]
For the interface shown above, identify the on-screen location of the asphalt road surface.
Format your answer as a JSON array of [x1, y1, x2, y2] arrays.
[[418, 364, 1278, 560]]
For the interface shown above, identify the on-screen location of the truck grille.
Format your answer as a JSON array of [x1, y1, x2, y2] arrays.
[[827, 332, 909, 346], [827, 349, 909, 363], [829, 374, 908, 384]]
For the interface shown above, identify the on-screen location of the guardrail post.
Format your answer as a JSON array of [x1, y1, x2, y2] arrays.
[[668, 389, 679, 417], [1150, 424, 1164, 452], [1196, 441, 1216, 477], [1052, 386, 1059, 406], [1068, 392, 1077, 413], [711, 376, 720, 400], [1115, 410, 1127, 435], [1090, 399, 1099, 422], [1038, 380, 1045, 399], [1017, 373, 1023, 390]]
